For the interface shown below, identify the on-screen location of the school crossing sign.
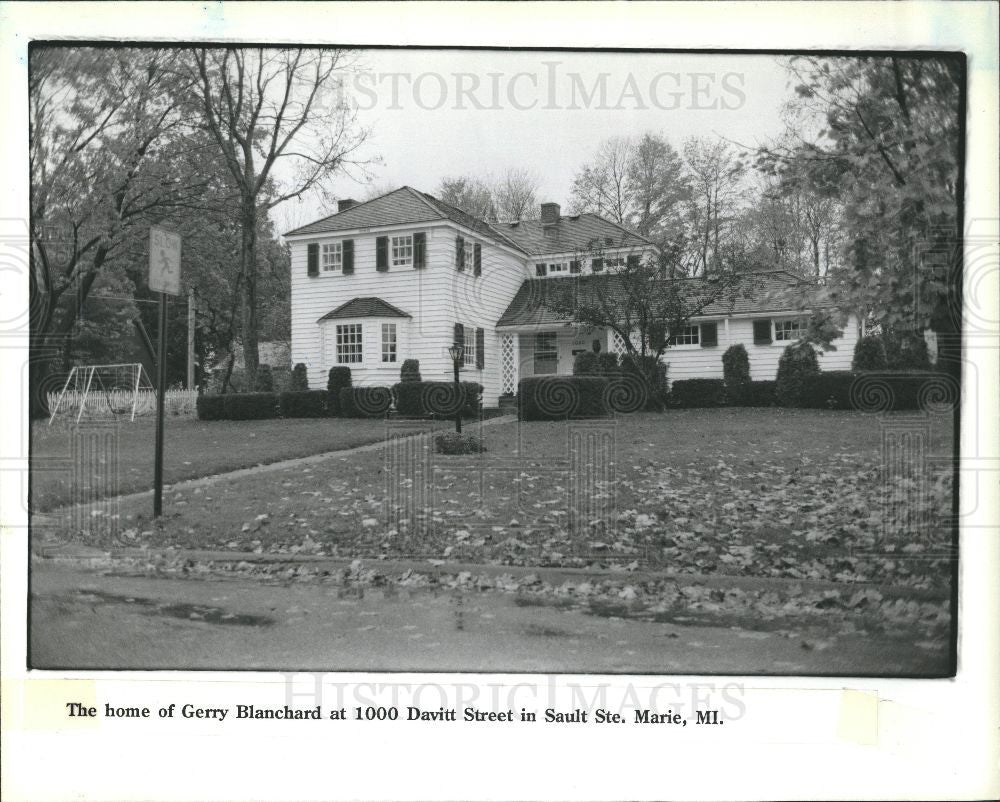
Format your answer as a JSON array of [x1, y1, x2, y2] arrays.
[[149, 226, 182, 295]]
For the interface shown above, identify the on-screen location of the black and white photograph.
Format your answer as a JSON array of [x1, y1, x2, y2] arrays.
[[2, 2, 998, 801], [25, 42, 964, 676]]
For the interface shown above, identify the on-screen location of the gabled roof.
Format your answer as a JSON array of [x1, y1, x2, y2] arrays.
[[317, 297, 411, 322], [496, 270, 815, 328], [284, 186, 523, 251], [500, 213, 655, 256]]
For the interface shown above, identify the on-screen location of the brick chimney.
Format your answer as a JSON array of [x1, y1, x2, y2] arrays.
[[540, 202, 560, 227], [337, 199, 358, 213]]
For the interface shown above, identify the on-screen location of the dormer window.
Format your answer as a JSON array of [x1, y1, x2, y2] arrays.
[[322, 242, 342, 272], [391, 235, 413, 267]]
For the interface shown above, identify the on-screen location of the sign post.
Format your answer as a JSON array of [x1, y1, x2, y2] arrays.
[[149, 226, 182, 517]]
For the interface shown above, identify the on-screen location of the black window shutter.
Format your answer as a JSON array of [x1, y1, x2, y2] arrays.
[[700, 322, 718, 347], [626, 254, 640, 269], [454, 323, 465, 369], [456, 237, 465, 271], [342, 239, 354, 274], [413, 232, 426, 268], [535, 263, 547, 277], [307, 243, 319, 277], [473, 243, 482, 276], [476, 328, 485, 369], [753, 319, 772, 344], [650, 323, 666, 351], [376, 237, 388, 271], [591, 258, 603, 272], [570, 260, 581, 274]]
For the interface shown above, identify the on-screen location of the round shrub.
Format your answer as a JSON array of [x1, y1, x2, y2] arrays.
[[775, 341, 820, 406], [290, 362, 309, 391], [883, 329, 930, 370], [722, 343, 751, 404], [597, 352, 620, 375], [852, 334, 887, 371], [400, 359, 422, 382], [255, 364, 274, 392], [327, 366, 352, 416], [573, 350, 599, 375]]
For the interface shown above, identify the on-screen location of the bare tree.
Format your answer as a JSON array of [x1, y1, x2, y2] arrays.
[[435, 175, 495, 220], [188, 47, 370, 389], [492, 168, 539, 222], [569, 136, 634, 224], [682, 137, 747, 275]]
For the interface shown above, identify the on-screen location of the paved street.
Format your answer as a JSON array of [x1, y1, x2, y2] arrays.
[[30, 562, 950, 675]]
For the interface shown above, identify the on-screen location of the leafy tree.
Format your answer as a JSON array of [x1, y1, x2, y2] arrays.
[[436, 175, 495, 220], [540, 246, 743, 409], [767, 56, 962, 372], [29, 47, 200, 414]]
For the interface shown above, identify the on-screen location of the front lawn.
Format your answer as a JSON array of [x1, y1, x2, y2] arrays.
[[40, 408, 956, 591], [30, 415, 415, 512]]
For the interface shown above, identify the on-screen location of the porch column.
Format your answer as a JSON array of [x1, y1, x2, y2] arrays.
[[500, 333, 518, 395]]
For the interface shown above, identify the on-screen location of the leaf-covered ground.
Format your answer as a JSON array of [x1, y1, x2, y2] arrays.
[[30, 415, 400, 511], [41, 409, 956, 592]]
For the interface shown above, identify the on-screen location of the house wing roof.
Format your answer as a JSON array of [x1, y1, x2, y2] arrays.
[[496, 270, 815, 328], [499, 213, 655, 256], [317, 297, 412, 322]]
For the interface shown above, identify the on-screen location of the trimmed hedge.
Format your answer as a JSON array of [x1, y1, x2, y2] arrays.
[[278, 389, 329, 418], [196, 394, 227, 421], [800, 371, 853, 409], [327, 366, 352, 416], [742, 380, 776, 407], [393, 381, 483, 418], [339, 386, 393, 418], [668, 378, 726, 408], [518, 376, 610, 421], [848, 371, 957, 412]]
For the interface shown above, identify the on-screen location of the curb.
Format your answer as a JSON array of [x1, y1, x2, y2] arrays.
[[34, 545, 949, 601]]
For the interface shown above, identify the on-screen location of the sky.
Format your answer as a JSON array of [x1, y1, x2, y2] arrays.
[[273, 50, 797, 235]]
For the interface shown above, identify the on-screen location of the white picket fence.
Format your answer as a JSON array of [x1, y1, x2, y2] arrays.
[[47, 389, 199, 421]]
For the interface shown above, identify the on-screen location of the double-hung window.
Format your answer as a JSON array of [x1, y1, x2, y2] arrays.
[[336, 324, 363, 363], [321, 242, 342, 272], [391, 235, 413, 267], [670, 325, 700, 346], [774, 319, 802, 342], [547, 262, 569, 275], [533, 332, 558, 374], [381, 323, 397, 363], [463, 331, 477, 367]]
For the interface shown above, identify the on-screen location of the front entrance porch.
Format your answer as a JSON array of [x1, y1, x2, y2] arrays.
[[497, 325, 626, 395]]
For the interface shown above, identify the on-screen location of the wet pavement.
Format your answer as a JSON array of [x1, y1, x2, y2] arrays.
[[29, 563, 950, 675]]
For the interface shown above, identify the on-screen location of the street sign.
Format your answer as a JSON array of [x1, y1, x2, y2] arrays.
[[149, 226, 182, 296]]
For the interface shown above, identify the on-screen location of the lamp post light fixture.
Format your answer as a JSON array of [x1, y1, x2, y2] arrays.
[[447, 344, 464, 434]]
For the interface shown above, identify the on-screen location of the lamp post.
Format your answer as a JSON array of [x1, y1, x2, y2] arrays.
[[447, 344, 464, 434]]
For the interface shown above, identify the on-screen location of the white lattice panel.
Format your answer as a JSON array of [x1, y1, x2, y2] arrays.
[[501, 334, 516, 394], [611, 330, 627, 355]]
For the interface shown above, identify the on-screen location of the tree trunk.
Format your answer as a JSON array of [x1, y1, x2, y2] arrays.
[[239, 202, 260, 391]]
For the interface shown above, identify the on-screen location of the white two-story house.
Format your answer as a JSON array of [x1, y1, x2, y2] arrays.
[[285, 186, 858, 406]]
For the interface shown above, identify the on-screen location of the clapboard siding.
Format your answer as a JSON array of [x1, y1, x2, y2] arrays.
[[290, 223, 526, 402], [664, 314, 860, 383]]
